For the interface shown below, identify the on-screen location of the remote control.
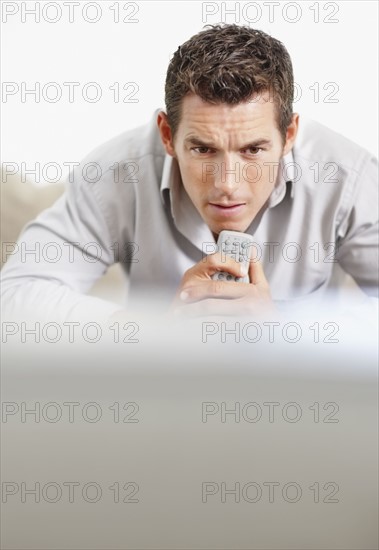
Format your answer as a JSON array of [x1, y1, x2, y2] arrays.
[[212, 230, 255, 283]]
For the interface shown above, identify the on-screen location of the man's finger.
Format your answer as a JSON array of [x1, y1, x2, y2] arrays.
[[207, 252, 248, 278]]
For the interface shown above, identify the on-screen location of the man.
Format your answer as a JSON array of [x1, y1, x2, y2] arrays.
[[1, 24, 378, 321]]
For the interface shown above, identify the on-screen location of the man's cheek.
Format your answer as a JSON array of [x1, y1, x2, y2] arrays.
[[243, 162, 265, 185], [188, 164, 209, 186], [181, 160, 199, 176], [259, 162, 280, 186]]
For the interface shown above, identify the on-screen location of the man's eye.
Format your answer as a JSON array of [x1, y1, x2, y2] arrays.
[[193, 147, 211, 154], [244, 147, 261, 155]]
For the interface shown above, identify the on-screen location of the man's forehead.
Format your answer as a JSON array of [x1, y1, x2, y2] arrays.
[[178, 93, 277, 129], [178, 98, 277, 146]]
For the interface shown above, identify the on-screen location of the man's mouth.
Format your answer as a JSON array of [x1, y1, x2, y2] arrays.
[[210, 203, 245, 208], [208, 202, 246, 217]]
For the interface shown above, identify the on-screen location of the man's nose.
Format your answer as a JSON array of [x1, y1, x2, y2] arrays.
[[213, 158, 241, 193]]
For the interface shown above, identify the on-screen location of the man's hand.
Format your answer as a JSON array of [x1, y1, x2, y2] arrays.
[[170, 251, 275, 317]]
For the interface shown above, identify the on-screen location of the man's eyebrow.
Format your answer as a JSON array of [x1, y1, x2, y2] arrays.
[[184, 136, 272, 148], [240, 138, 272, 149], [184, 136, 217, 148]]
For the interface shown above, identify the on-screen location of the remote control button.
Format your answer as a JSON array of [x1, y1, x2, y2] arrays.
[[226, 274, 233, 281], [217, 273, 225, 280], [225, 239, 231, 245]]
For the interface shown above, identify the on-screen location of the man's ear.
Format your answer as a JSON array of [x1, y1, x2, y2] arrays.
[[157, 111, 176, 157], [282, 113, 299, 156]]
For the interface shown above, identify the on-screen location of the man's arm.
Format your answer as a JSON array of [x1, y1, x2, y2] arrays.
[[1, 167, 126, 322], [335, 155, 379, 297]]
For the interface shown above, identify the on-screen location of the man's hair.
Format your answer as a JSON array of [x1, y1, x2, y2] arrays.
[[165, 24, 294, 142]]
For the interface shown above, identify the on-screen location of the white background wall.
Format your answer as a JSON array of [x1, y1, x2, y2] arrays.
[[1, 0, 378, 183]]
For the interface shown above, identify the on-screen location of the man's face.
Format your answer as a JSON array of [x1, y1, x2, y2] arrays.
[[158, 93, 298, 237]]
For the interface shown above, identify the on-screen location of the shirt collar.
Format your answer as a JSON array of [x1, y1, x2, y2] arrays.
[[266, 149, 295, 208], [160, 155, 215, 248], [160, 153, 176, 208]]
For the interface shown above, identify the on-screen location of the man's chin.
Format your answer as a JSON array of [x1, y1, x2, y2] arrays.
[[208, 220, 252, 238]]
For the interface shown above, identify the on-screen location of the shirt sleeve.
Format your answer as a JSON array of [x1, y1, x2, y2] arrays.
[[335, 154, 379, 297], [1, 164, 125, 323]]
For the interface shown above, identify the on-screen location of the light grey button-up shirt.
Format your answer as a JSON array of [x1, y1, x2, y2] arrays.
[[2, 110, 378, 321]]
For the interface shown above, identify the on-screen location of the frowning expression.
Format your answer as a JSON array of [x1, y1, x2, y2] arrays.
[[158, 93, 298, 236]]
